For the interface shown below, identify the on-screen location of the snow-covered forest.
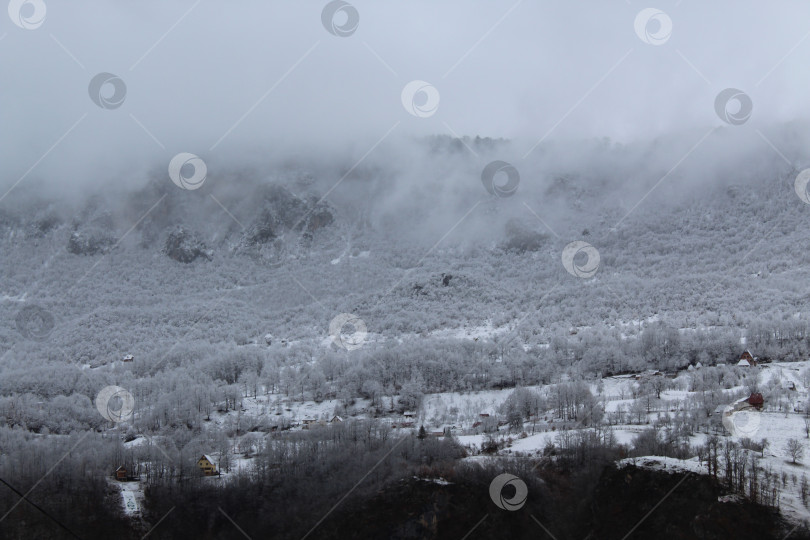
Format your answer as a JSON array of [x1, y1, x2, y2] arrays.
[[4, 1, 810, 539]]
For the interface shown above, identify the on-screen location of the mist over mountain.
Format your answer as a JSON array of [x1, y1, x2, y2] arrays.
[[2, 127, 808, 371], [5, 2, 810, 539]]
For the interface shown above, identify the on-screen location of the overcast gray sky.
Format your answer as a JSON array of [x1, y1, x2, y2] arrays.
[[2, 1, 810, 193]]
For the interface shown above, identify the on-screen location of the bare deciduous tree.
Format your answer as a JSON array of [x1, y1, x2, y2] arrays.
[[786, 438, 804, 464]]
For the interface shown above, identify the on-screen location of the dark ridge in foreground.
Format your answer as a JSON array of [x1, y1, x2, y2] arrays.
[[317, 467, 794, 540], [128, 465, 798, 540]]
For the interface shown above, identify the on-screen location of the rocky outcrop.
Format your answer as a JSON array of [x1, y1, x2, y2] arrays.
[[164, 228, 212, 263], [241, 186, 334, 247], [501, 219, 547, 254], [67, 229, 116, 255]]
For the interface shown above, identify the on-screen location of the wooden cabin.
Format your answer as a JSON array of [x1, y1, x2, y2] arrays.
[[197, 455, 219, 476], [738, 350, 757, 367], [747, 393, 764, 410], [115, 465, 128, 481], [122, 354, 134, 362]]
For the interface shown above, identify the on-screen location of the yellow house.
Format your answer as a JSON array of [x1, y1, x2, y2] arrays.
[[197, 454, 218, 476]]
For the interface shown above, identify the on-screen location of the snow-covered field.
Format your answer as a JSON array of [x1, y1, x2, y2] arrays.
[[111, 479, 144, 517]]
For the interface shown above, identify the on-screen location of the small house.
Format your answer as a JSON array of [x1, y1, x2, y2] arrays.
[[330, 415, 344, 423], [197, 455, 219, 476], [403, 411, 416, 418], [122, 354, 134, 362], [302, 418, 327, 429], [115, 465, 128, 481], [747, 393, 764, 409], [738, 350, 757, 367]]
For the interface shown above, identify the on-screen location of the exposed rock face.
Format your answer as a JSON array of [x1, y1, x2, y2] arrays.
[[10, 180, 336, 261], [66, 205, 117, 255], [262, 185, 308, 229], [241, 186, 334, 247], [164, 228, 212, 263], [304, 206, 334, 233], [244, 209, 277, 247], [29, 214, 61, 239], [67, 230, 116, 255], [501, 219, 547, 253]]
